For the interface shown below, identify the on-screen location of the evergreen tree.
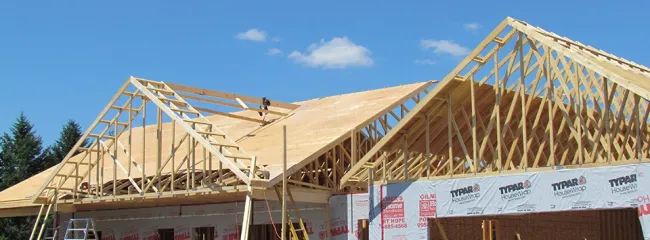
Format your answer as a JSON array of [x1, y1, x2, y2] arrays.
[[0, 113, 48, 190], [0, 113, 48, 239], [48, 119, 89, 166]]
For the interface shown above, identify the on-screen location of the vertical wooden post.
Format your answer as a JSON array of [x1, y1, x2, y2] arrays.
[[171, 120, 176, 192], [494, 49, 503, 172], [96, 139, 100, 197], [186, 131, 191, 191], [494, 52, 508, 172], [351, 130, 357, 166], [128, 93, 133, 179], [575, 63, 584, 166], [518, 33, 528, 170], [470, 75, 478, 174], [88, 150, 92, 197], [113, 122, 118, 196], [546, 49, 556, 168], [100, 138, 105, 197], [635, 96, 642, 161], [142, 99, 147, 192], [447, 96, 454, 176], [157, 108, 162, 191], [282, 125, 287, 240], [240, 157, 257, 240], [425, 114, 431, 178], [403, 135, 409, 181], [604, 77, 613, 163], [191, 124, 196, 189]]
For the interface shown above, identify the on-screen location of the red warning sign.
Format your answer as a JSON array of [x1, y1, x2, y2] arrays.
[[382, 196, 405, 218], [419, 193, 437, 217]]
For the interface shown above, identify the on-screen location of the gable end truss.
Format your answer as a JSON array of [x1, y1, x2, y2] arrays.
[[341, 17, 650, 187], [32, 77, 297, 203]]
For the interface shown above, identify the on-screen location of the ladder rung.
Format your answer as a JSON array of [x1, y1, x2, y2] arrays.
[[171, 107, 199, 115], [210, 141, 239, 148], [99, 120, 128, 126], [122, 91, 146, 98], [224, 153, 252, 160], [78, 147, 100, 152], [184, 119, 212, 125], [137, 78, 164, 86], [88, 134, 113, 139], [67, 228, 89, 231], [109, 105, 124, 110], [197, 131, 225, 137], [159, 97, 188, 106], [146, 87, 175, 94]]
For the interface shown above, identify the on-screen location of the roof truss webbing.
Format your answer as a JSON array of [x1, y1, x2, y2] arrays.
[[31, 77, 297, 203], [341, 17, 650, 187]]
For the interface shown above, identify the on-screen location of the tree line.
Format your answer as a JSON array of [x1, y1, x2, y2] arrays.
[[0, 113, 87, 239]]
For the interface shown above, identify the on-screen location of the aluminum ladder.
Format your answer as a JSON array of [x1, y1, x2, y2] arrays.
[[63, 218, 99, 240]]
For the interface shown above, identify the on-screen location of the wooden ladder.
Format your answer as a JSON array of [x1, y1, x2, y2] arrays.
[[274, 186, 310, 240], [29, 190, 57, 240]]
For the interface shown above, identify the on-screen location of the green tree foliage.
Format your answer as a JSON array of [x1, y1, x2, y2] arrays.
[[0, 115, 88, 239], [0, 113, 49, 239], [0, 113, 48, 190], [48, 120, 89, 165]]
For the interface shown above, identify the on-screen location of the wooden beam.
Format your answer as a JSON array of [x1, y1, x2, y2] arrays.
[[165, 82, 300, 110], [194, 106, 266, 124], [180, 94, 289, 116]]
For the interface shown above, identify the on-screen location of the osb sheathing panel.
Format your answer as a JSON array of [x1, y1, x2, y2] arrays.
[[0, 82, 428, 205]]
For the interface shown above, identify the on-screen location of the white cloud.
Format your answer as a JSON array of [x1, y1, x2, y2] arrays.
[[288, 37, 373, 69], [421, 39, 470, 57], [463, 22, 481, 32], [268, 48, 283, 56], [415, 59, 437, 65], [271, 36, 281, 42], [235, 28, 267, 42]]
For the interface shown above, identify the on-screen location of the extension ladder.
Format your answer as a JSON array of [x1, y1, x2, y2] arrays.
[[274, 186, 310, 240], [63, 218, 99, 240]]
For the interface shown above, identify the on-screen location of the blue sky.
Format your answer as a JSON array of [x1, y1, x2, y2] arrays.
[[1, 0, 649, 145]]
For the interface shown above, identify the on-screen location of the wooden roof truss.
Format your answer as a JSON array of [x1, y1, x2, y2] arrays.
[[31, 77, 297, 204], [341, 17, 650, 187], [273, 83, 434, 193]]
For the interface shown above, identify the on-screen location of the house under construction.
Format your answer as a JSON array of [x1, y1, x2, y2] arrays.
[[1, 16, 650, 240]]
